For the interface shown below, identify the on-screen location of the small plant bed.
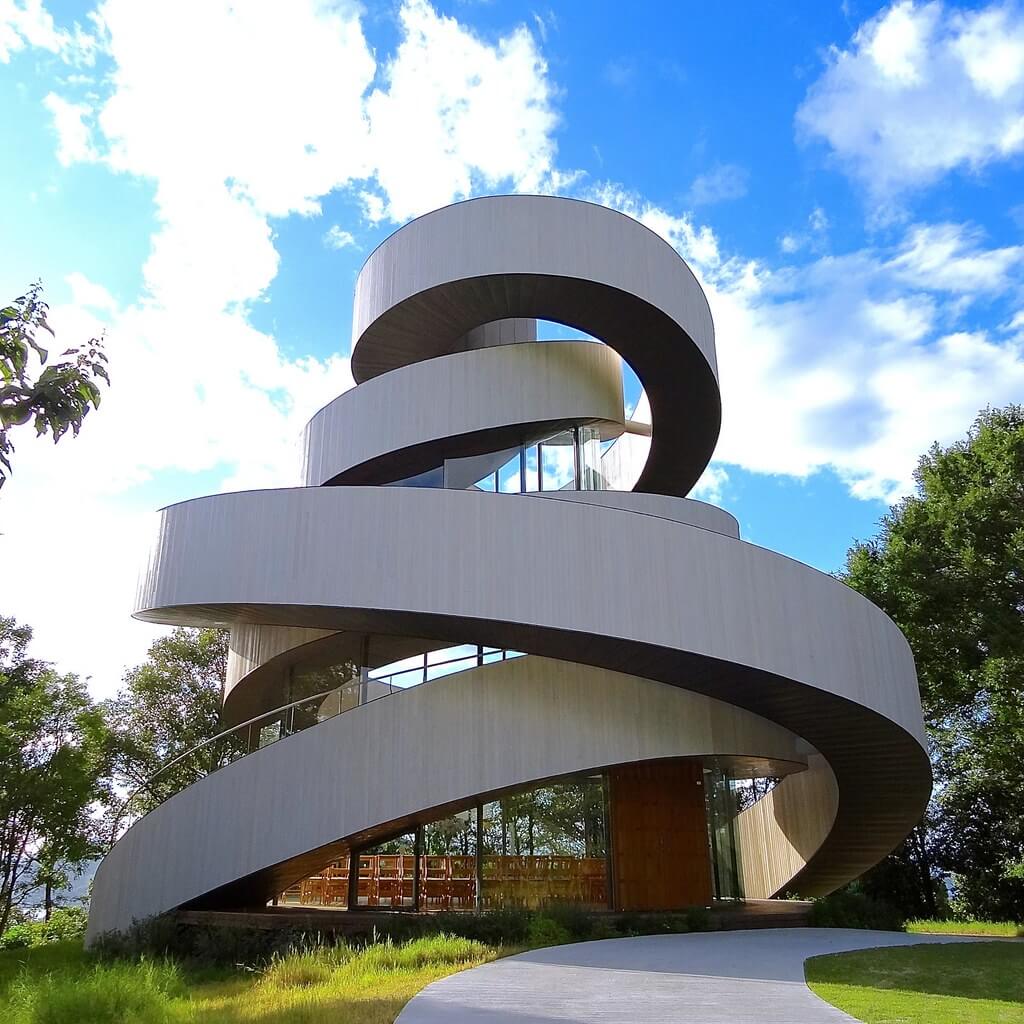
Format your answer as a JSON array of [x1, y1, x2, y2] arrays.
[[805, 942, 1024, 1024], [907, 919, 1024, 938]]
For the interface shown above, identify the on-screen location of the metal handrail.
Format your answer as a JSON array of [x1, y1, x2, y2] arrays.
[[113, 646, 517, 835]]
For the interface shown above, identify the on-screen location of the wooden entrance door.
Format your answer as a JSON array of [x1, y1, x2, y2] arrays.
[[608, 760, 712, 910]]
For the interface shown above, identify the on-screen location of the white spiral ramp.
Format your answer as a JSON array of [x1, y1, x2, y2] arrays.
[[87, 196, 929, 943]]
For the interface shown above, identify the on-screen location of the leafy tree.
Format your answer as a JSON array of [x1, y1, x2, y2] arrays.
[[0, 282, 109, 489], [105, 628, 231, 827], [0, 616, 113, 933], [844, 405, 1024, 920]]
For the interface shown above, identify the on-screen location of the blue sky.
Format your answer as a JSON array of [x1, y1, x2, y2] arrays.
[[2, 0, 1023, 692]]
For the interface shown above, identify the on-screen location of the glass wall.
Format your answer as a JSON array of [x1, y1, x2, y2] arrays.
[[353, 832, 417, 908], [704, 761, 743, 900], [276, 772, 609, 911], [481, 775, 608, 909], [446, 425, 607, 494], [275, 760, 770, 912], [422, 811, 478, 911], [276, 859, 349, 909]]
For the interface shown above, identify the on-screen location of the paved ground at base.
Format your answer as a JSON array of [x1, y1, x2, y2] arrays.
[[396, 927, 982, 1023]]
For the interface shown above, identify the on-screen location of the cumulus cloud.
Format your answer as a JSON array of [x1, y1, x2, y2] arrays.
[[588, 186, 1024, 502], [1, 0, 96, 64], [5, 0, 564, 691], [0, 0, 66, 60], [43, 93, 95, 164], [797, 1, 1024, 196], [780, 205, 830, 254], [323, 226, 357, 251], [362, 0, 558, 222], [9, 0, 1024, 693], [687, 163, 749, 206], [888, 221, 1024, 293]]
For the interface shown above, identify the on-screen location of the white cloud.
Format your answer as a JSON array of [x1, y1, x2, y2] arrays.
[[43, 92, 95, 164], [587, 183, 722, 269], [9, 0, 1024, 696], [590, 188, 1024, 503], [887, 222, 1024, 293], [364, 0, 559, 222], [778, 206, 830, 254], [0, 0, 96, 64], [687, 163, 748, 207], [4, 0, 563, 692], [323, 226, 356, 250], [0, 0, 64, 60], [797, 1, 1024, 195], [66, 271, 116, 312], [690, 464, 729, 504]]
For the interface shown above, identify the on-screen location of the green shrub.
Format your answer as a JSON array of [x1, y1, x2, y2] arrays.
[[809, 889, 905, 931], [610, 911, 693, 936], [539, 903, 595, 941], [92, 914, 320, 968], [8, 957, 186, 1024], [587, 916, 619, 940], [526, 914, 572, 947], [0, 909, 88, 950], [429, 909, 532, 945]]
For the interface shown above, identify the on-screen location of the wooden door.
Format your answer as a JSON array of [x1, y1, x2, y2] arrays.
[[608, 760, 712, 910]]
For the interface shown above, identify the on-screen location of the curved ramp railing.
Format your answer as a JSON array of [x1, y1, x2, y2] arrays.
[[115, 645, 524, 833]]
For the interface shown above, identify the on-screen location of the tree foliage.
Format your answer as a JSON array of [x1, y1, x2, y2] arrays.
[[0, 282, 109, 489], [844, 404, 1024, 920], [0, 616, 113, 933], [105, 628, 231, 825]]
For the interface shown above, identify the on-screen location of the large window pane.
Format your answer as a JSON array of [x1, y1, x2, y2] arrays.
[[444, 447, 517, 490], [578, 424, 605, 491], [275, 857, 349, 909], [704, 761, 744, 900], [422, 811, 478, 911], [498, 449, 522, 493], [480, 775, 608, 909], [539, 431, 576, 491], [357, 831, 417, 908], [523, 444, 539, 491]]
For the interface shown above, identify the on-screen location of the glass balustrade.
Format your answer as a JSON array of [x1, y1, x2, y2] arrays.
[[118, 643, 527, 831]]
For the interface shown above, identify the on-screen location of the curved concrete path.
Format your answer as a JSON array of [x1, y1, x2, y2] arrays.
[[396, 928, 984, 1023]]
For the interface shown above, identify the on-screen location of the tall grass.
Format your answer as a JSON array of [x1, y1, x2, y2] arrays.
[[7, 957, 188, 1024], [0, 934, 496, 1024], [906, 918, 1024, 937]]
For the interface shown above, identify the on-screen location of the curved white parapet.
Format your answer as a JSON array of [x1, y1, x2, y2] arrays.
[[87, 655, 809, 940], [535, 491, 740, 539], [90, 195, 929, 944], [303, 341, 625, 487], [127, 484, 928, 896], [351, 195, 720, 497]]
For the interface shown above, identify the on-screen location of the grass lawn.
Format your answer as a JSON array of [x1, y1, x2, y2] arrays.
[[907, 918, 1024, 938], [0, 934, 501, 1023], [805, 941, 1024, 1024]]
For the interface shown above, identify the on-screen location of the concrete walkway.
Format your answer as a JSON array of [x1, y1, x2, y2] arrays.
[[396, 928, 984, 1023]]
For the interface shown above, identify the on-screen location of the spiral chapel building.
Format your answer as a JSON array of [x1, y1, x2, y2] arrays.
[[87, 196, 930, 940]]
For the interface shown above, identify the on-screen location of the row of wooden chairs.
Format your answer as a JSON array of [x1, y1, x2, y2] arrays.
[[278, 854, 607, 909]]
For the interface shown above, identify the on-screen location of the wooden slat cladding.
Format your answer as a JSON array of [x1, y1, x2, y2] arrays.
[[609, 760, 713, 910]]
